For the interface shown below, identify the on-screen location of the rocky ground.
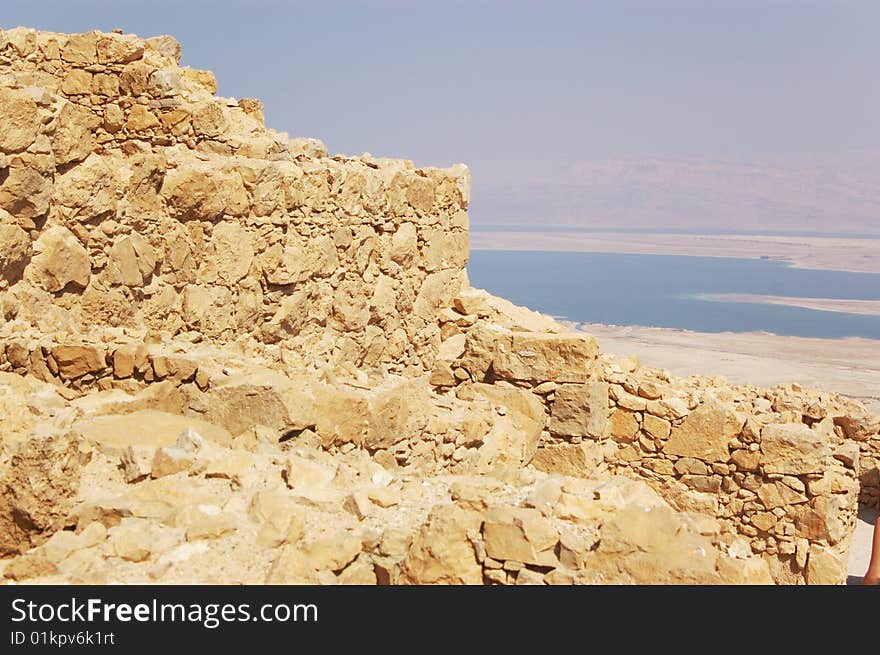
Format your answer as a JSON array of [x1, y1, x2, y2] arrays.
[[1, 27, 878, 585], [1, 287, 877, 585], [580, 323, 880, 414]]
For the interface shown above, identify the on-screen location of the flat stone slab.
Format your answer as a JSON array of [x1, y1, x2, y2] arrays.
[[73, 409, 233, 455]]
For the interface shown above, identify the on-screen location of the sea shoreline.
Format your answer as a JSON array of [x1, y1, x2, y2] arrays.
[[693, 293, 880, 316], [470, 230, 880, 275], [567, 321, 880, 413]]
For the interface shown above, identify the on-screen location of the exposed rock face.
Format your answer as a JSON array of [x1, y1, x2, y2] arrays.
[[0, 434, 89, 555], [1, 28, 878, 586], [663, 397, 742, 462], [0, 26, 469, 373]]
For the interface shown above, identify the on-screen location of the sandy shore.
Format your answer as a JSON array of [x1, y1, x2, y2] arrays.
[[471, 230, 880, 274], [572, 322, 880, 413], [695, 293, 880, 316]]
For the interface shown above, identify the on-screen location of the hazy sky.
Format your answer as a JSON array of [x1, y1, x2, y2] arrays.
[[4, 1, 879, 231]]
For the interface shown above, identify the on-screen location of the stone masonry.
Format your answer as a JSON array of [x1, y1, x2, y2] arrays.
[[1, 28, 878, 586]]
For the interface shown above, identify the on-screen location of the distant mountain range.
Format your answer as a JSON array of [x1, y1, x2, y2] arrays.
[[470, 151, 880, 235]]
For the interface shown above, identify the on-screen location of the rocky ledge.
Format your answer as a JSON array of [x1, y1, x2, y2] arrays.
[[0, 27, 878, 585]]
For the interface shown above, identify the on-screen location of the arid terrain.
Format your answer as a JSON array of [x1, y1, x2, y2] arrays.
[[576, 323, 880, 414], [471, 230, 880, 274], [1, 27, 878, 586]]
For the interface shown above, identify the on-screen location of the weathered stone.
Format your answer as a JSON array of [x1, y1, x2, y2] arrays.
[[120, 446, 152, 483], [51, 345, 106, 379], [730, 449, 761, 471], [795, 496, 848, 545], [125, 105, 159, 132], [588, 501, 721, 583], [314, 383, 370, 447], [680, 475, 721, 493], [457, 322, 509, 381], [73, 411, 233, 455], [151, 446, 196, 478], [61, 32, 98, 63], [181, 284, 235, 337], [614, 388, 648, 411], [805, 545, 846, 585], [750, 511, 777, 532], [0, 162, 53, 223], [0, 88, 39, 152], [0, 434, 88, 555], [191, 101, 227, 138], [663, 397, 742, 462], [642, 413, 671, 440], [198, 222, 254, 285], [756, 481, 808, 509], [61, 69, 92, 95], [646, 397, 690, 421], [266, 546, 320, 584], [96, 32, 144, 63], [549, 382, 608, 438], [832, 442, 860, 469], [482, 506, 559, 566], [531, 442, 602, 477], [53, 154, 117, 222], [300, 531, 362, 572], [609, 408, 640, 443], [27, 226, 91, 292], [390, 222, 417, 265], [178, 505, 237, 541], [109, 519, 157, 562], [0, 223, 31, 283], [761, 423, 830, 475], [91, 73, 120, 96], [464, 383, 544, 465], [673, 457, 709, 476], [833, 414, 879, 442], [283, 453, 337, 492], [365, 379, 431, 450], [52, 102, 98, 165], [161, 164, 248, 221], [401, 504, 483, 584], [493, 332, 598, 383], [716, 556, 774, 584], [107, 234, 156, 287]]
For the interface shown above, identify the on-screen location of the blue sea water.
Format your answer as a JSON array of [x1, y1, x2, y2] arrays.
[[466, 250, 880, 339]]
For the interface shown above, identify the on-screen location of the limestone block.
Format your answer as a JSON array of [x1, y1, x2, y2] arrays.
[[761, 423, 830, 475], [51, 345, 106, 379], [492, 331, 598, 383], [549, 382, 609, 438], [663, 397, 742, 462], [530, 442, 602, 477], [401, 504, 483, 584], [482, 506, 559, 566], [805, 545, 845, 585], [0, 223, 31, 283]]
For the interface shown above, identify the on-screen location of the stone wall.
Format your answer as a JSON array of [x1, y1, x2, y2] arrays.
[[0, 27, 470, 375], [441, 296, 880, 584], [2, 27, 878, 585]]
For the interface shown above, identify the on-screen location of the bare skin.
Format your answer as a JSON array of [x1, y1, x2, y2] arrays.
[[865, 515, 880, 585]]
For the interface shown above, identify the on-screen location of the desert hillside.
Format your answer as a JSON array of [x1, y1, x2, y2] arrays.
[[1, 27, 878, 585]]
